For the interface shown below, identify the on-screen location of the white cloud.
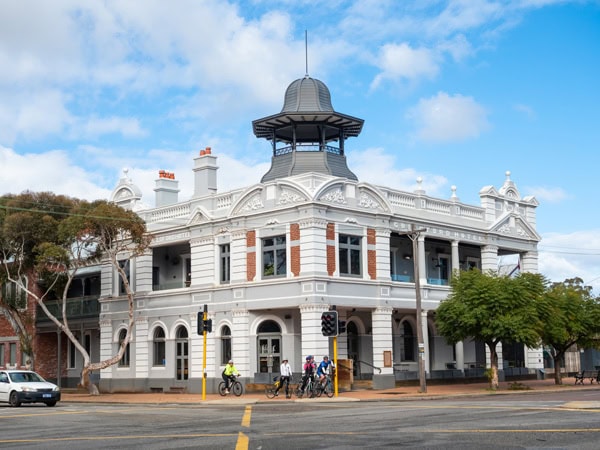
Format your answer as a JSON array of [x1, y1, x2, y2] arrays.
[[371, 43, 439, 90], [0, 145, 111, 200], [348, 147, 448, 196], [80, 117, 147, 139], [513, 103, 536, 119], [406, 91, 490, 142], [525, 186, 568, 203], [539, 230, 600, 294]]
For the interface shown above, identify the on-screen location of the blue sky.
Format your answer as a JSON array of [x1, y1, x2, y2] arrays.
[[1, 0, 599, 290]]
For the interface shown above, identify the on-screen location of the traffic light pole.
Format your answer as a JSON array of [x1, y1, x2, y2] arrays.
[[333, 336, 338, 397], [202, 304, 208, 400]]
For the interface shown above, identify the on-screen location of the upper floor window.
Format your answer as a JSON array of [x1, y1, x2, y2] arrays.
[[220, 244, 231, 284], [1, 278, 27, 310], [262, 236, 286, 277], [339, 234, 361, 276], [118, 259, 131, 295]]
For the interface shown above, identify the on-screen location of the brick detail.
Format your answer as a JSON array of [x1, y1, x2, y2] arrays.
[[246, 230, 256, 281], [326, 223, 336, 276], [367, 228, 376, 280], [290, 223, 300, 277]]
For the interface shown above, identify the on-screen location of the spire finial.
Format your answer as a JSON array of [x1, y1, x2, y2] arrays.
[[305, 30, 309, 77]]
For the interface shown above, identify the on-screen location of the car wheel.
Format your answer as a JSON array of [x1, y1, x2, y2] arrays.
[[9, 391, 21, 407], [45, 401, 57, 407]]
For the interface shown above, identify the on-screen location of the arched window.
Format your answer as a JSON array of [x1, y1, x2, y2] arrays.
[[175, 326, 189, 380], [257, 320, 282, 373], [118, 329, 130, 367], [153, 327, 166, 366], [221, 326, 232, 365]]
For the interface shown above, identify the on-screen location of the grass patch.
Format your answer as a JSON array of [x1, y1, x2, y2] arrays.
[[507, 382, 531, 391]]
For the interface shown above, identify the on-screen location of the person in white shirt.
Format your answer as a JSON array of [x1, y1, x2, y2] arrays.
[[275, 358, 293, 398]]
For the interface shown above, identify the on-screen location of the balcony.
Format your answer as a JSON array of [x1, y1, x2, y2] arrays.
[[36, 296, 100, 323], [391, 274, 413, 282]]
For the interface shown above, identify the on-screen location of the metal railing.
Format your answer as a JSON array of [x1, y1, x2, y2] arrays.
[[36, 296, 100, 323]]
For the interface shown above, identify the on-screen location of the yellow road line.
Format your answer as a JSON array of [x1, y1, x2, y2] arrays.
[[235, 432, 249, 450], [241, 405, 252, 428]]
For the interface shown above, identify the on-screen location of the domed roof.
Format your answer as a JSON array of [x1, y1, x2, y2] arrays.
[[281, 76, 334, 113]]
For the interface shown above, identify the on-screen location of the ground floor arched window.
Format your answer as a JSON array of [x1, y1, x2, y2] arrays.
[[175, 326, 188, 380], [220, 325, 232, 365], [118, 329, 130, 367], [153, 327, 166, 366]]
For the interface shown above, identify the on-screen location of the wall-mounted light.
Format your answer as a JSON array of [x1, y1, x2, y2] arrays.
[[403, 254, 412, 260]]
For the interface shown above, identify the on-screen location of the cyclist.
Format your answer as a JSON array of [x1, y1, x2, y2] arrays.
[[274, 358, 292, 397], [222, 360, 240, 394], [299, 355, 316, 393], [316, 355, 335, 389]]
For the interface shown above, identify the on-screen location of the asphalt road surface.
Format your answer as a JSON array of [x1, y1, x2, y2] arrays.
[[0, 390, 599, 449]]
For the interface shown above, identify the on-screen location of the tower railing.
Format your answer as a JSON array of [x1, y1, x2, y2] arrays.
[[274, 144, 341, 156]]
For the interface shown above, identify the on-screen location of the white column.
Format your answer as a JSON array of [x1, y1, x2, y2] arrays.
[[376, 229, 391, 281], [299, 219, 328, 276], [481, 245, 498, 272], [190, 237, 215, 286], [134, 251, 153, 292], [451, 240, 460, 275], [230, 231, 248, 284], [300, 304, 329, 359], [135, 316, 149, 379], [455, 341, 464, 373], [521, 251, 538, 273], [421, 310, 430, 374], [232, 309, 250, 375], [371, 307, 393, 375], [99, 319, 113, 379], [418, 235, 427, 285]]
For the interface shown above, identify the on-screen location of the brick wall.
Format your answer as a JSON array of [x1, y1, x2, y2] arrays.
[[326, 223, 336, 276], [246, 230, 256, 281], [290, 223, 300, 276], [367, 228, 377, 280]]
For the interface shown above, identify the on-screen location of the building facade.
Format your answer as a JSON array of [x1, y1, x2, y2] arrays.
[[89, 76, 543, 393]]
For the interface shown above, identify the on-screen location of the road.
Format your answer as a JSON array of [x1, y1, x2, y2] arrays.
[[0, 390, 599, 449]]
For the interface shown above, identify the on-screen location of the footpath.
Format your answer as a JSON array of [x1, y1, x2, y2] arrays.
[[61, 377, 600, 408]]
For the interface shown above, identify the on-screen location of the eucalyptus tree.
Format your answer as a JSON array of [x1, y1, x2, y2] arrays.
[[435, 269, 547, 390], [539, 277, 600, 385], [0, 192, 150, 394]]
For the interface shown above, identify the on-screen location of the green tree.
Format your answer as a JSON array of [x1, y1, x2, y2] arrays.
[[539, 277, 600, 385], [435, 269, 547, 390], [0, 192, 151, 394]]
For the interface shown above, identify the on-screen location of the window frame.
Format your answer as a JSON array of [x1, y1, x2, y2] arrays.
[[220, 325, 232, 365], [338, 234, 362, 277], [262, 235, 287, 278], [220, 243, 231, 284], [153, 327, 166, 366], [118, 329, 130, 367]]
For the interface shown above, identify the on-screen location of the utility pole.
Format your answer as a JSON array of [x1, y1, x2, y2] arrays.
[[407, 224, 427, 393]]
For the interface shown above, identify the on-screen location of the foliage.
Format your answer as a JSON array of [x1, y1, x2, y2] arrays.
[[0, 191, 150, 393], [538, 277, 600, 385], [436, 269, 547, 390]]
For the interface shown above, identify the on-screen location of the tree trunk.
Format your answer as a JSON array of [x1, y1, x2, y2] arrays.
[[81, 366, 100, 396], [552, 353, 564, 385], [488, 343, 499, 390]]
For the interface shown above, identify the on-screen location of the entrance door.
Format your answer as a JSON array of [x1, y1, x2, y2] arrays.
[[347, 321, 360, 377], [175, 326, 189, 381], [257, 320, 281, 374]]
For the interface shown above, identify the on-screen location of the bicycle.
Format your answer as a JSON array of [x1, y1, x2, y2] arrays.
[[218, 374, 244, 396], [315, 373, 334, 398], [294, 375, 317, 399]]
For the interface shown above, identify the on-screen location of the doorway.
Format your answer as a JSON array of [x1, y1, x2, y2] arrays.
[[257, 320, 281, 374], [175, 326, 189, 381]]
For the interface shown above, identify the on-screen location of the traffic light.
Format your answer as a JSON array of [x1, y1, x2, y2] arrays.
[[321, 311, 338, 336], [338, 320, 347, 334], [197, 314, 213, 334]]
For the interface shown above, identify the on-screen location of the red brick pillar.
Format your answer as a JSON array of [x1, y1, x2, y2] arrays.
[[246, 230, 256, 281], [290, 223, 300, 277], [326, 223, 336, 276], [367, 228, 376, 280]]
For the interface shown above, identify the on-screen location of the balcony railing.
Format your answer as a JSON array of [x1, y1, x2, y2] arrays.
[[36, 296, 100, 323]]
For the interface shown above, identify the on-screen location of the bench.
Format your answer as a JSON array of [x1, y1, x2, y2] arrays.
[[574, 370, 600, 385]]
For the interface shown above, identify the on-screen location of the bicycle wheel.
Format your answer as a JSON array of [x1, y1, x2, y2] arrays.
[[265, 386, 276, 399], [307, 381, 316, 398], [324, 381, 334, 398], [232, 381, 243, 396], [294, 384, 304, 398], [218, 382, 227, 396]]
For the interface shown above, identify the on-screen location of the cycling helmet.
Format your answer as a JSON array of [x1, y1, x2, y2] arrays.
[[323, 355, 329, 360], [306, 356, 311, 361]]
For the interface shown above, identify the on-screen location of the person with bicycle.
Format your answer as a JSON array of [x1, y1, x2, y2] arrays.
[[299, 355, 316, 394], [316, 355, 335, 390], [222, 360, 240, 394], [275, 358, 292, 397]]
